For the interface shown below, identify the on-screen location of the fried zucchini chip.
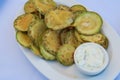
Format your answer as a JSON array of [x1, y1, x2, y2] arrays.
[[80, 33, 109, 49], [33, 0, 56, 14], [64, 29, 81, 48], [24, 1, 38, 13], [71, 5, 87, 20], [30, 43, 43, 58], [80, 33, 104, 43], [71, 4, 87, 13], [42, 29, 61, 56], [40, 45, 56, 60], [57, 44, 75, 66], [45, 9, 74, 30], [57, 4, 70, 11], [14, 13, 36, 31], [28, 19, 47, 47], [74, 11, 103, 35], [60, 28, 71, 44], [102, 37, 109, 49], [16, 31, 32, 48]]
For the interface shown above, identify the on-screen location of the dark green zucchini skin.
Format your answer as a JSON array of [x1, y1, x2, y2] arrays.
[[74, 11, 103, 35], [40, 44, 56, 60], [71, 4, 87, 13], [16, 31, 32, 48]]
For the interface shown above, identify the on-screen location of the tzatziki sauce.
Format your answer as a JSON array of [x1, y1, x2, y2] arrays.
[[74, 43, 109, 75]]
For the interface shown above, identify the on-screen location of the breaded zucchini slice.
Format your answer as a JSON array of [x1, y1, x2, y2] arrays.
[[14, 13, 36, 31], [33, 0, 56, 14], [40, 45, 56, 60], [64, 29, 80, 48], [37, 29, 47, 48], [60, 28, 71, 44], [57, 4, 70, 11], [16, 31, 32, 48], [80, 33, 105, 43], [45, 9, 73, 30], [80, 33, 109, 48], [30, 43, 43, 58], [57, 44, 75, 66], [28, 19, 47, 47], [42, 29, 61, 56], [71, 4, 87, 13], [97, 34, 109, 49], [24, 1, 37, 13], [74, 30, 84, 43], [102, 37, 109, 49], [74, 11, 103, 35]]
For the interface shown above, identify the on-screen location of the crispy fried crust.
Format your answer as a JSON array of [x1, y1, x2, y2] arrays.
[[60, 28, 70, 44], [57, 44, 75, 66], [45, 9, 73, 30], [16, 31, 32, 48], [42, 29, 61, 56], [28, 19, 47, 47], [33, 0, 56, 14], [64, 29, 80, 48], [14, 13, 36, 31], [24, 1, 37, 13]]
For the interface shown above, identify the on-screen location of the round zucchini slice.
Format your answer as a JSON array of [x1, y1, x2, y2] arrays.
[[64, 29, 80, 48], [30, 43, 43, 58], [14, 13, 36, 31], [40, 45, 56, 60], [74, 11, 103, 35], [80, 33, 109, 49], [33, 0, 56, 14], [71, 4, 87, 13], [24, 1, 37, 13], [60, 28, 71, 44], [16, 31, 32, 48], [37, 29, 47, 48], [42, 29, 61, 56], [80, 33, 105, 43], [57, 44, 75, 66], [45, 9, 73, 30], [28, 19, 47, 47]]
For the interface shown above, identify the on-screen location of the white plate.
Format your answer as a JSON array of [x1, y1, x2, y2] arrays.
[[15, 0, 120, 80]]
